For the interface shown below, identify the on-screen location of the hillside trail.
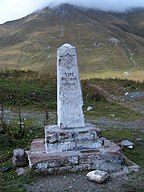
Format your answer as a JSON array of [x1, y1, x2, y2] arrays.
[[87, 84, 144, 131], [88, 83, 144, 113], [122, 40, 138, 77]]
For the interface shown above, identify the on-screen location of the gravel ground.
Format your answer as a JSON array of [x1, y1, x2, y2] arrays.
[[25, 170, 144, 192]]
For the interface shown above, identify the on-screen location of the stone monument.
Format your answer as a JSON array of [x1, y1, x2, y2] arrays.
[[27, 44, 124, 173], [57, 43, 85, 128]]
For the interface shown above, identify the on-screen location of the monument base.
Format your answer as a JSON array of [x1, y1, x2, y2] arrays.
[[45, 124, 102, 153], [27, 124, 124, 173]]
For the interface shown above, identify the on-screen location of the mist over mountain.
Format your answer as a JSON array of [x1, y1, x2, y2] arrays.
[[45, 0, 144, 12], [0, 4, 144, 80], [1, 0, 144, 24]]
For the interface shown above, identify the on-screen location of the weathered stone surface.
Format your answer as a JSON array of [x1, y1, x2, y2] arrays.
[[30, 138, 45, 154], [120, 140, 134, 149], [91, 151, 123, 172], [124, 157, 140, 172], [136, 138, 144, 142], [41, 164, 92, 174], [86, 170, 109, 184], [45, 125, 102, 152], [125, 91, 144, 100], [128, 165, 140, 172], [111, 167, 129, 178], [28, 138, 124, 173], [16, 168, 25, 176], [13, 148, 27, 167], [57, 43, 85, 128]]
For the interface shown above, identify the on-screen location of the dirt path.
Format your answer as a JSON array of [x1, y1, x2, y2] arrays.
[[89, 119, 144, 131]]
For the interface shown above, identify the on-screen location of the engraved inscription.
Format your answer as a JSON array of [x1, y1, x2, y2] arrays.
[[59, 54, 74, 69], [61, 72, 77, 89], [65, 73, 74, 77]]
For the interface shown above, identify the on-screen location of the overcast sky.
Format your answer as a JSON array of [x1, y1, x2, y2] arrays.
[[0, 0, 144, 24]]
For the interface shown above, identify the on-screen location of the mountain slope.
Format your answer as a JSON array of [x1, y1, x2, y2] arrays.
[[0, 4, 144, 80]]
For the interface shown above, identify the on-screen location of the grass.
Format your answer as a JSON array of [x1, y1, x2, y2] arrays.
[[102, 129, 144, 166], [0, 108, 45, 192], [82, 77, 144, 98], [0, 70, 56, 108], [81, 71, 144, 82], [0, 168, 34, 192], [82, 77, 144, 121], [102, 128, 144, 192], [84, 100, 143, 121]]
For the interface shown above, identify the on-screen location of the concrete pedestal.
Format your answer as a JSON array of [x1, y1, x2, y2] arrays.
[[45, 124, 102, 153], [28, 124, 123, 173]]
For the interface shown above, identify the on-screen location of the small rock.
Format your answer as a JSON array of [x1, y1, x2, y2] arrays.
[[123, 72, 129, 77], [128, 165, 140, 172], [0, 166, 12, 172], [16, 168, 25, 176], [111, 167, 129, 178], [120, 140, 134, 149], [110, 37, 119, 45], [12, 148, 27, 167], [87, 106, 93, 111], [86, 170, 109, 184], [47, 133, 58, 143], [125, 92, 129, 96], [72, 178, 76, 182], [109, 114, 115, 117], [136, 138, 144, 142]]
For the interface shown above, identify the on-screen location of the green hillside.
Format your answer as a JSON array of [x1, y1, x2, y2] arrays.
[[0, 4, 144, 80]]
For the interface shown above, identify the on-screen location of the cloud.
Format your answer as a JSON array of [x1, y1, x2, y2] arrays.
[[0, 0, 144, 24], [47, 0, 144, 11], [0, 0, 47, 24]]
